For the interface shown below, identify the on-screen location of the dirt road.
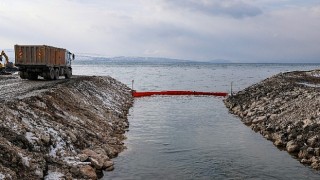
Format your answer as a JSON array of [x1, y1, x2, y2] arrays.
[[0, 75, 76, 100]]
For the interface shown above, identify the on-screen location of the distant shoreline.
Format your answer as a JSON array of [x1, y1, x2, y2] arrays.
[[224, 69, 320, 170]]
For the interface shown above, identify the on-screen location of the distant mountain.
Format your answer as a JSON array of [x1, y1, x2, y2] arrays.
[[204, 59, 233, 63], [75, 54, 236, 64], [75, 55, 194, 64]]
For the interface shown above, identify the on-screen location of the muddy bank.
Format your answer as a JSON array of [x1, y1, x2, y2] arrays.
[[224, 69, 320, 170], [0, 75, 133, 179]]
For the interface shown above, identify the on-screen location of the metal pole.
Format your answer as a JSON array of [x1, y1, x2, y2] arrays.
[[132, 80, 134, 90], [231, 81, 233, 96]]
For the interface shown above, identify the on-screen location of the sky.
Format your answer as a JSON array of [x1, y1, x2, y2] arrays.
[[0, 0, 320, 63]]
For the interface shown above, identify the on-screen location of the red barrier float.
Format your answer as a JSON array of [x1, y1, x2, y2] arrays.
[[132, 90, 228, 97]]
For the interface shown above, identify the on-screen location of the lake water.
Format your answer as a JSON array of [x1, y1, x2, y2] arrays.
[[74, 62, 320, 179]]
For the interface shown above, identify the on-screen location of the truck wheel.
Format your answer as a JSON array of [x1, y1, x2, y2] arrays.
[[54, 68, 59, 80], [27, 72, 38, 80], [46, 68, 55, 80], [44, 72, 50, 80], [65, 68, 72, 79], [19, 72, 27, 79]]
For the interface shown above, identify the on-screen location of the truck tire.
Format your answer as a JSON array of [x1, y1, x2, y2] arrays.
[[27, 72, 38, 80], [54, 68, 59, 80], [19, 71, 27, 79], [45, 68, 55, 80], [65, 68, 72, 79]]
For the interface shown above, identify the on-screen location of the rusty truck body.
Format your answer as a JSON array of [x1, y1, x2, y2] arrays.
[[14, 45, 74, 80]]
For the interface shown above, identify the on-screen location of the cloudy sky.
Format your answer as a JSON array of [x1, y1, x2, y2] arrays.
[[0, 0, 320, 62]]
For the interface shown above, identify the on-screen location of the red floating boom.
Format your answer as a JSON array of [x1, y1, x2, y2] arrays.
[[132, 90, 228, 97]]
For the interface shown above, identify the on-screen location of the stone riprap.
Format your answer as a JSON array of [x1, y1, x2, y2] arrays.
[[0, 75, 133, 179], [224, 70, 320, 170]]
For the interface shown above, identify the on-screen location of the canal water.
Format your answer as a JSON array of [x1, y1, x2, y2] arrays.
[[74, 62, 320, 179]]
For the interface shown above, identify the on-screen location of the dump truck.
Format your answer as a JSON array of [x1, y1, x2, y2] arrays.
[[14, 45, 75, 80]]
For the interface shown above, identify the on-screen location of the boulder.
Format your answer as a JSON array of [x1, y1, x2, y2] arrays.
[[286, 140, 299, 153], [303, 119, 313, 129], [106, 165, 115, 171], [82, 149, 99, 159], [298, 148, 309, 159], [90, 157, 103, 170], [307, 136, 318, 147], [82, 148, 110, 170], [78, 154, 89, 162], [252, 116, 266, 124], [103, 161, 114, 169], [79, 165, 97, 180]]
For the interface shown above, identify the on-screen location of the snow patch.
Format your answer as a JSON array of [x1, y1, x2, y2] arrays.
[[35, 101, 47, 109], [45, 128, 66, 158], [298, 82, 320, 88], [63, 156, 90, 166], [25, 132, 39, 144], [44, 171, 65, 180], [18, 153, 30, 167]]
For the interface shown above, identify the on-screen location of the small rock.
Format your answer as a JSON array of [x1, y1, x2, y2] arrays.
[[90, 157, 103, 170], [298, 149, 309, 159], [307, 136, 318, 147], [286, 140, 299, 153], [303, 119, 313, 129], [307, 147, 315, 155], [311, 162, 320, 169], [106, 165, 115, 171], [70, 166, 79, 174], [40, 134, 51, 144], [297, 135, 303, 141], [82, 149, 99, 158], [314, 148, 320, 156], [252, 116, 266, 124], [274, 139, 284, 147], [266, 124, 274, 132], [247, 111, 254, 117], [79, 165, 97, 180], [78, 154, 88, 162], [67, 131, 77, 143], [310, 156, 318, 163], [103, 161, 114, 169], [94, 147, 108, 156], [269, 114, 277, 121], [301, 158, 310, 164]]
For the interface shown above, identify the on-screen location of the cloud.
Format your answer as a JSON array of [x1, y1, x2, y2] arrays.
[[0, 0, 319, 62], [163, 0, 263, 18]]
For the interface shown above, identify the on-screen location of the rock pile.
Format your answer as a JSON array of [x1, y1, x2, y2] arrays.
[[224, 70, 320, 170], [0, 75, 133, 179]]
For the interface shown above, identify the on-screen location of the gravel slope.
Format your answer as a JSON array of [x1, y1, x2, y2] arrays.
[[0, 75, 133, 179], [224, 69, 320, 170]]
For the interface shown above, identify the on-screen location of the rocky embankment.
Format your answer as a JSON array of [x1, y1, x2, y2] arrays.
[[0, 75, 133, 179], [224, 70, 320, 170]]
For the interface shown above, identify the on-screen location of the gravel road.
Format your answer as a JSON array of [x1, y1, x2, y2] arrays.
[[0, 75, 75, 100]]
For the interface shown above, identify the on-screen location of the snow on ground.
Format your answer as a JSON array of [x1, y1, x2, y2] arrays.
[[25, 132, 39, 144], [44, 171, 64, 180], [298, 82, 320, 88], [0, 75, 133, 179], [18, 153, 30, 167], [0, 173, 5, 179]]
